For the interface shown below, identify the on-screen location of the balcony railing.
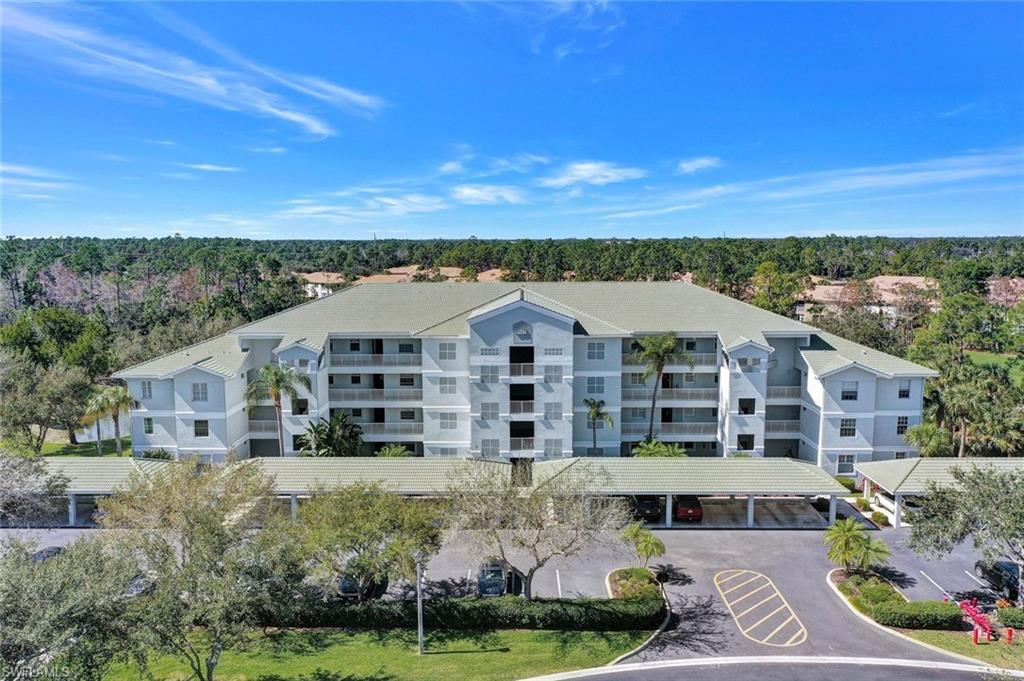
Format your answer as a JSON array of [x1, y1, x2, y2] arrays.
[[509, 400, 535, 415], [766, 386, 801, 400], [622, 422, 717, 435], [330, 354, 421, 367], [622, 388, 719, 402], [509, 437, 535, 451], [624, 352, 717, 367], [248, 419, 278, 433], [765, 419, 801, 433], [328, 388, 423, 402], [359, 422, 424, 435], [508, 363, 534, 377]]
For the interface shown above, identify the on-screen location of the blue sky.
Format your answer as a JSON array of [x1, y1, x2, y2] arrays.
[[1, 2, 1022, 240]]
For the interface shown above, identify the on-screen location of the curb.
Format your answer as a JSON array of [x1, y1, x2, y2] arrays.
[[824, 568, 1002, 668], [603, 568, 673, 666]]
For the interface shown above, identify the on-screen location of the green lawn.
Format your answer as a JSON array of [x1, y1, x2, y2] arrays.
[[967, 350, 1024, 385], [907, 630, 1024, 670], [105, 628, 649, 681], [2, 437, 131, 457]]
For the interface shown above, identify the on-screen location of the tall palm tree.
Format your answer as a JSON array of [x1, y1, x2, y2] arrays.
[[82, 388, 112, 456], [104, 385, 137, 456], [628, 333, 691, 441], [583, 398, 613, 456], [245, 364, 311, 457], [823, 517, 866, 575]]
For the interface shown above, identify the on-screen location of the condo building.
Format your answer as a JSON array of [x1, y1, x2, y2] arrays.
[[114, 282, 937, 475]]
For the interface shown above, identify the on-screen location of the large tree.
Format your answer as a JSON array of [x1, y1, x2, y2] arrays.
[[0, 351, 92, 455], [245, 364, 311, 457], [0, 452, 68, 527], [628, 333, 690, 441], [749, 261, 807, 316]]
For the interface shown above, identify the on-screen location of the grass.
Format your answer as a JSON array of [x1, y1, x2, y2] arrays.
[[104, 628, 650, 681], [2, 437, 132, 457], [906, 630, 1024, 670], [967, 350, 1024, 386]]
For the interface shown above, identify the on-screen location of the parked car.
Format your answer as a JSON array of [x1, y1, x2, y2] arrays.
[[31, 546, 63, 562], [673, 495, 704, 522], [630, 495, 663, 523], [336, 573, 389, 600], [872, 491, 922, 514], [476, 559, 524, 597], [974, 560, 1020, 600]]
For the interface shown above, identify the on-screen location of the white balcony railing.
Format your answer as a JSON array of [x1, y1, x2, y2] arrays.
[[622, 388, 719, 402], [765, 420, 801, 433], [248, 419, 278, 433], [509, 437, 535, 451], [622, 422, 717, 435], [328, 388, 423, 402], [766, 386, 801, 399], [509, 400, 535, 415], [359, 422, 424, 435], [623, 352, 717, 367], [508, 363, 534, 377], [329, 354, 421, 367]]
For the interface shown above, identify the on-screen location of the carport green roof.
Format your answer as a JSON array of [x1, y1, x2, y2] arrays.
[[855, 457, 1024, 495], [44, 458, 177, 495]]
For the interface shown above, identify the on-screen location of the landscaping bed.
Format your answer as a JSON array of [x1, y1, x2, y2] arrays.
[[608, 567, 661, 600]]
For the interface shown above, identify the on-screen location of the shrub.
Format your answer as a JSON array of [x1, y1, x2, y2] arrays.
[[140, 448, 173, 461], [610, 568, 661, 600], [871, 511, 889, 527], [264, 594, 665, 631], [854, 498, 871, 512], [871, 601, 963, 630], [835, 476, 857, 493], [997, 607, 1024, 629]]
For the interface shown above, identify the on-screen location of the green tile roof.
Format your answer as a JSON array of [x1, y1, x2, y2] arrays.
[[44, 458, 178, 494], [855, 457, 1024, 495], [113, 334, 249, 379], [800, 332, 939, 379]]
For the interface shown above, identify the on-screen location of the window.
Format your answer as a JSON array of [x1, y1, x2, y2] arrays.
[[543, 365, 562, 383], [294, 399, 309, 416], [544, 402, 562, 420], [738, 398, 755, 415], [480, 347, 499, 356], [293, 435, 303, 451], [480, 439, 500, 457], [684, 372, 696, 383], [586, 418, 606, 430], [684, 340, 697, 351], [895, 451, 908, 460], [586, 342, 605, 360], [543, 347, 564, 356], [298, 359, 309, 370], [194, 420, 209, 437], [143, 417, 153, 435], [841, 381, 858, 401], [351, 375, 362, 385], [191, 382, 208, 402], [439, 412, 457, 430], [480, 402, 499, 420], [435, 447, 456, 457], [897, 416, 909, 435], [629, 373, 645, 385], [587, 377, 605, 394], [398, 342, 414, 354], [399, 374, 415, 387], [351, 408, 362, 418], [628, 407, 646, 420], [898, 380, 911, 399], [544, 439, 562, 457], [837, 454, 856, 475], [349, 341, 360, 352], [439, 342, 457, 360], [141, 381, 152, 400], [480, 366, 499, 384], [400, 410, 415, 421], [839, 418, 856, 437], [683, 407, 696, 417], [439, 376, 457, 394]]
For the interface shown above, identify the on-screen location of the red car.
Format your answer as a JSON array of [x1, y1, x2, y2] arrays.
[[673, 495, 704, 522]]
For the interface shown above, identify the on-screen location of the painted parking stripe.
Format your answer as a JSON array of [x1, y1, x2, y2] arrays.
[[714, 569, 808, 647]]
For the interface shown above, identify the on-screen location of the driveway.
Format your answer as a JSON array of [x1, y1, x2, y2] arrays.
[[880, 526, 998, 604]]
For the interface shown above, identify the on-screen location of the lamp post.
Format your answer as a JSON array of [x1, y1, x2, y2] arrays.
[[415, 550, 427, 655]]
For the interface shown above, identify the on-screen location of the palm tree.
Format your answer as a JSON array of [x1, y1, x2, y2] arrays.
[[105, 385, 137, 456], [628, 333, 691, 441], [632, 439, 687, 458], [622, 523, 666, 568], [377, 444, 411, 457], [298, 412, 363, 457], [583, 398, 613, 456], [904, 423, 954, 458], [853, 537, 892, 573], [245, 364, 311, 457], [823, 517, 868, 575]]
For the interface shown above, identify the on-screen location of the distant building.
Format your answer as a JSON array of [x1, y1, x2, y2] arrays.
[[295, 272, 346, 299], [794, 276, 939, 321]]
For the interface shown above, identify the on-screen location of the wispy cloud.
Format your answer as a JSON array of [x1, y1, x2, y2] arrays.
[[246, 145, 287, 154], [676, 156, 723, 174], [0, 163, 73, 192], [939, 101, 981, 118], [485, 153, 551, 175], [605, 203, 702, 220], [439, 160, 467, 174], [1, 4, 384, 137], [538, 161, 647, 188], [274, 193, 447, 224], [451, 184, 524, 205], [178, 163, 240, 173]]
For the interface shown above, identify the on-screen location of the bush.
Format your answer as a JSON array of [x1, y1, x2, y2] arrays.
[[139, 448, 173, 461], [854, 498, 871, 512], [997, 606, 1024, 629], [871, 601, 963, 630], [610, 568, 661, 600], [264, 594, 665, 631], [871, 511, 889, 527], [836, 476, 857, 493]]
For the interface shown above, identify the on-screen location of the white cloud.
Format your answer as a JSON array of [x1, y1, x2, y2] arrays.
[[178, 163, 241, 173], [274, 193, 448, 224], [0, 163, 72, 191], [676, 156, 723, 174], [486, 153, 551, 175], [246, 146, 287, 154], [538, 161, 647, 188], [439, 160, 466, 174], [451, 184, 525, 205], [939, 102, 981, 118], [605, 203, 702, 219]]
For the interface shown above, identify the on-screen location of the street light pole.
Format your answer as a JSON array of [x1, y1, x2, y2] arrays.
[[416, 558, 425, 655]]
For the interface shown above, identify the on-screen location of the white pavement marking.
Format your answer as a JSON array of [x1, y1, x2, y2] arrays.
[[919, 570, 953, 600], [520, 656, 1024, 681], [963, 570, 987, 588], [556, 569, 563, 597]]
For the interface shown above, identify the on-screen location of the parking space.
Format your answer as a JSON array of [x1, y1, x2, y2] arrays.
[[714, 569, 807, 647], [882, 527, 999, 604], [693, 498, 826, 530]]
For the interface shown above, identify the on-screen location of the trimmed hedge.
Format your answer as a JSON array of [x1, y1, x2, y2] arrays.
[[871, 511, 890, 527], [854, 498, 871, 512], [265, 595, 665, 631], [997, 607, 1024, 629], [871, 600, 963, 630], [836, 476, 857, 493]]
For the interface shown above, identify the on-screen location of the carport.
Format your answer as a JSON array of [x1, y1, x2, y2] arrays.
[[532, 458, 849, 529], [855, 457, 1024, 529], [43, 458, 177, 526]]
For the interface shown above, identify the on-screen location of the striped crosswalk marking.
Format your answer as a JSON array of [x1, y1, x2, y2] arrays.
[[713, 569, 808, 647]]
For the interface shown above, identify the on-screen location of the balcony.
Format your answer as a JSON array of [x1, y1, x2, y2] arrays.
[[248, 419, 278, 433], [328, 388, 423, 402], [508, 363, 534, 377], [359, 422, 424, 436], [765, 419, 801, 434], [621, 388, 719, 402], [622, 422, 716, 436], [623, 352, 717, 367], [766, 386, 801, 400], [329, 354, 421, 368], [509, 400, 535, 415], [509, 437, 535, 451]]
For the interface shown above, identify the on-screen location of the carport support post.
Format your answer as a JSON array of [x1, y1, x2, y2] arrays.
[[746, 496, 755, 528], [290, 494, 298, 520], [67, 493, 77, 527], [862, 481, 871, 501], [893, 493, 903, 529], [828, 495, 837, 525], [664, 494, 672, 529]]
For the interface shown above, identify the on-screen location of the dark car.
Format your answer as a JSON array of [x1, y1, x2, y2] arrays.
[[476, 559, 524, 597], [974, 560, 1020, 600], [673, 495, 704, 522], [31, 546, 64, 562], [630, 495, 663, 523], [336, 574, 389, 600]]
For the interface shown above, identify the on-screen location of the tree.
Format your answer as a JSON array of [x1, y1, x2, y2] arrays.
[[0, 536, 145, 680], [293, 482, 444, 600], [447, 460, 631, 599], [82, 386, 136, 456], [298, 412, 363, 457], [0, 453, 68, 527], [245, 364, 311, 457], [632, 439, 687, 457], [749, 261, 807, 316], [904, 423, 954, 458], [823, 518, 890, 575], [459, 266, 479, 282], [907, 465, 1024, 606], [0, 351, 91, 455], [582, 398, 613, 455], [98, 459, 280, 681], [377, 444, 411, 457], [621, 523, 666, 568], [628, 333, 690, 441]]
